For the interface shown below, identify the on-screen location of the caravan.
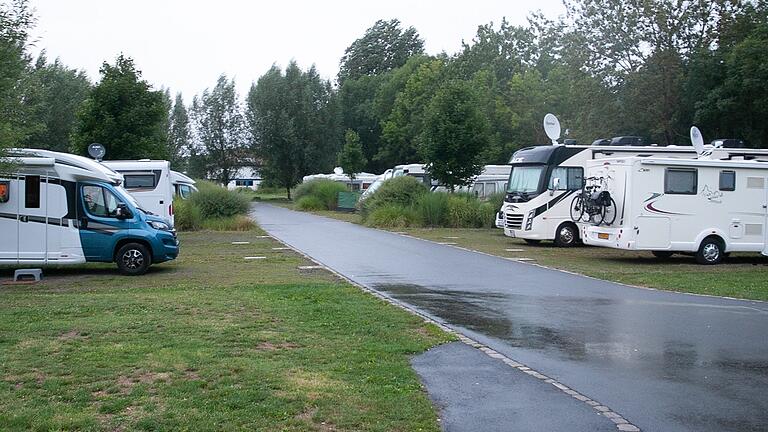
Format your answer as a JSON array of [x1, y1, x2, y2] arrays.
[[1, 149, 179, 275], [102, 160, 175, 226]]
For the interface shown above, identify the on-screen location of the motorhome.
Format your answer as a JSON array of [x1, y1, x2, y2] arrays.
[[580, 155, 768, 264], [171, 170, 197, 199], [1, 149, 179, 275], [392, 164, 432, 187], [102, 160, 174, 226], [360, 169, 394, 201], [499, 144, 768, 246], [302, 168, 379, 191], [459, 165, 511, 198]]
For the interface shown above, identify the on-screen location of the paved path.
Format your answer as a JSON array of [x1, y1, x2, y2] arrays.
[[252, 204, 768, 432]]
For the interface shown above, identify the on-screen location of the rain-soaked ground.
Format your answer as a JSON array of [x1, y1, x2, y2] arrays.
[[251, 203, 768, 432]]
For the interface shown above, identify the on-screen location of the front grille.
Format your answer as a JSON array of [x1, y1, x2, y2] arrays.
[[506, 213, 524, 229]]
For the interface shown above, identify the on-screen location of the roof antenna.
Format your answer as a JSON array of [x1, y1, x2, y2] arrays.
[[544, 113, 561, 145]]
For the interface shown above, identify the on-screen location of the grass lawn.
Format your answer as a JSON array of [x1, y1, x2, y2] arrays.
[[0, 229, 452, 431], [286, 206, 768, 301]]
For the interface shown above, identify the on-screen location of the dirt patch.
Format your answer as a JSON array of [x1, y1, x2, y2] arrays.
[[58, 330, 88, 341], [183, 368, 200, 381], [295, 406, 337, 431], [117, 371, 172, 393], [256, 341, 300, 351]]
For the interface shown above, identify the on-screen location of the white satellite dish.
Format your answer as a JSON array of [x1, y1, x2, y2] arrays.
[[87, 143, 106, 161], [543, 113, 561, 145], [333, 167, 344, 175], [690, 126, 710, 158]]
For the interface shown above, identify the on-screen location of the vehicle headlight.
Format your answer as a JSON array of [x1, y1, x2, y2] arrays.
[[525, 210, 535, 230], [149, 221, 171, 231]]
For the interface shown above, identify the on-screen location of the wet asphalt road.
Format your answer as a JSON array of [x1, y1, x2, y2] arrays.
[[252, 204, 768, 432]]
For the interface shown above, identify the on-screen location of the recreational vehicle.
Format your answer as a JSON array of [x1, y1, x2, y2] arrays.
[[302, 168, 379, 191], [102, 160, 174, 226], [1, 149, 179, 275], [580, 155, 768, 264], [171, 170, 197, 199], [392, 164, 432, 187], [460, 165, 511, 198], [360, 169, 394, 201]]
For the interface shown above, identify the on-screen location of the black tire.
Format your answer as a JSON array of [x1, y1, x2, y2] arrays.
[[695, 237, 724, 265], [554, 223, 579, 247], [602, 197, 617, 226], [652, 251, 674, 259], [570, 195, 584, 222], [116, 242, 152, 275], [524, 239, 542, 245]]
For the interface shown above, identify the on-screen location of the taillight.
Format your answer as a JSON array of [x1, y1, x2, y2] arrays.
[[169, 203, 173, 216]]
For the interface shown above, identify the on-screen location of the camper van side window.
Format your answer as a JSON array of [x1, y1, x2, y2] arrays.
[[24, 175, 40, 208], [719, 171, 736, 191], [123, 175, 156, 189], [549, 167, 584, 190], [664, 168, 697, 195]]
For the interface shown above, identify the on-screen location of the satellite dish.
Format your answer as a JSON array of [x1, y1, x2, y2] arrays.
[[87, 143, 106, 161], [333, 167, 343, 175], [690, 126, 707, 158], [543, 113, 561, 145]]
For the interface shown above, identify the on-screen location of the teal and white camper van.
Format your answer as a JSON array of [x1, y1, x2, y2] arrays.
[[0, 149, 179, 275]]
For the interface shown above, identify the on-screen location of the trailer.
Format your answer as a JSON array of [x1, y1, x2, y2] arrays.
[[581, 155, 768, 264], [1, 149, 179, 275]]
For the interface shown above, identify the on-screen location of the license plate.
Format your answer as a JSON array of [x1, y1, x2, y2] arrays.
[[598, 233, 609, 240]]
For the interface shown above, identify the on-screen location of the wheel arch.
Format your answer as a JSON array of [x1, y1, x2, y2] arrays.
[[695, 229, 729, 253], [113, 238, 153, 262]]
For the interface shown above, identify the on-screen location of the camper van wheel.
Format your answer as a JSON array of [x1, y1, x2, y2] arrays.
[[696, 237, 724, 265], [554, 223, 579, 247], [652, 251, 674, 259], [116, 243, 152, 276]]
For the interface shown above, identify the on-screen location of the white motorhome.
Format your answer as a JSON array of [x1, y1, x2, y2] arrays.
[[499, 144, 768, 246], [360, 169, 394, 201], [580, 155, 768, 264], [0, 149, 179, 274], [102, 160, 174, 226], [302, 168, 379, 191], [170, 170, 197, 199], [458, 165, 512, 198]]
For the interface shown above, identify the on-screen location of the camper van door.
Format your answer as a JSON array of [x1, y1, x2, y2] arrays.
[[18, 175, 47, 262], [0, 177, 19, 263], [79, 183, 133, 260]]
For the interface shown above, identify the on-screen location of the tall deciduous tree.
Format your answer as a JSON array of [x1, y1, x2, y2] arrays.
[[337, 129, 367, 181], [190, 75, 246, 184], [338, 19, 424, 84], [420, 80, 489, 191], [0, 0, 34, 153], [71, 55, 168, 159], [167, 93, 190, 169]]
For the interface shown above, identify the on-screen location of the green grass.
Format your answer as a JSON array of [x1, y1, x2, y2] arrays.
[[281, 206, 768, 301], [0, 229, 452, 431]]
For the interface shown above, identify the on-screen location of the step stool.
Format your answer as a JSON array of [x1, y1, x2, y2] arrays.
[[14, 269, 43, 282]]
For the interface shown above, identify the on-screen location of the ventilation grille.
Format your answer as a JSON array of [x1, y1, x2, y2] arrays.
[[505, 213, 524, 229], [747, 177, 765, 189], [745, 224, 763, 236]]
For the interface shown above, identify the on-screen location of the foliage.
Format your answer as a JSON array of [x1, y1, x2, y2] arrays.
[[247, 62, 340, 199], [338, 19, 424, 84], [445, 194, 480, 228], [189, 75, 246, 184], [486, 191, 506, 211], [0, 0, 34, 153], [296, 195, 326, 211], [293, 179, 348, 210], [172, 197, 202, 231], [359, 176, 428, 218], [167, 92, 190, 170], [420, 79, 488, 191], [189, 181, 250, 219], [415, 192, 448, 227], [365, 204, 421, 228], [71, 55, 168, 159], [337, 129, 367, 180]]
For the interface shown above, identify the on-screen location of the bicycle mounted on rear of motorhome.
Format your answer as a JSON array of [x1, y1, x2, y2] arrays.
[[570, 176, 617, 226]]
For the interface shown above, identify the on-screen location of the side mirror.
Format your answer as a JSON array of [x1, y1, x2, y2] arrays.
[[550, 177, 561, 196], [116, 203, 132, 219]]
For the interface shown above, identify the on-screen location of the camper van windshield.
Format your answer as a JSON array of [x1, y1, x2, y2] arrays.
[[507, 166, 545, 194], [114, 185, 144, 212]]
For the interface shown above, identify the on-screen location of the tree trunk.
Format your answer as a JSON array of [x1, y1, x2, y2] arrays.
[[286, 186, 292, 200]]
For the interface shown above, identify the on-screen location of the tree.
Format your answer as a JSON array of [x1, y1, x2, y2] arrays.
[[190, 75, 246, 184], [0, 0, 34, 154], [71, 55, 168, 160], [338, 19, 424, 84], [420, 80, 489, 191], [337, 130, 367, 181], [247, 62, 341, 199], [167, 93, 190, 169], [21, 52, 91, 151]]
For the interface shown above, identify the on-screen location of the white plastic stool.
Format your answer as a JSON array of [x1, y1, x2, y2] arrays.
[[14, 269, 43, 282]]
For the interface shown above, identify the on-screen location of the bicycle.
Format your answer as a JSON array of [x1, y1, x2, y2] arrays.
[[569, 176, 617, 225]]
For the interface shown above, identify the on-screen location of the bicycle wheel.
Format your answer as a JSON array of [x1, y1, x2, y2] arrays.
[[570, 195, 584, 222], [602, 197, 617, 226]]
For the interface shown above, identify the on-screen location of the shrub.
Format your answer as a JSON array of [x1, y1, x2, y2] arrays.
[[477, 202, 497, 228], [416, 192, 449, 227], [190, 181, 251, 218], [365, 204, 422, 228], [446, 194, 480, 228], [296, 195, 325, 211], [200, 215, 256, 231], [293, 179, 347, 210], [360, 176, 428, 218], [485, 191, 506, 211], [173, 198, 202, 231]]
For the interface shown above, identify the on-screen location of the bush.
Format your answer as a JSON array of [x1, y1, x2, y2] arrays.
[[296, 195, 325, 211], [293, 179, 348, 210], [416, 192, 449, 227], [360, 176, 428, 218], [365, 204, 422, 228], [190, 181, 251, 218], [173, 198, 202, 231], [477, 202, 497, 228], [446, 194, 480, 228], [200, 215, 256, 231], [485, 191, 506, 211]]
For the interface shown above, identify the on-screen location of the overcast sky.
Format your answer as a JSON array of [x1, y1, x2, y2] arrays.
[[29, 0, 566, 101]]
